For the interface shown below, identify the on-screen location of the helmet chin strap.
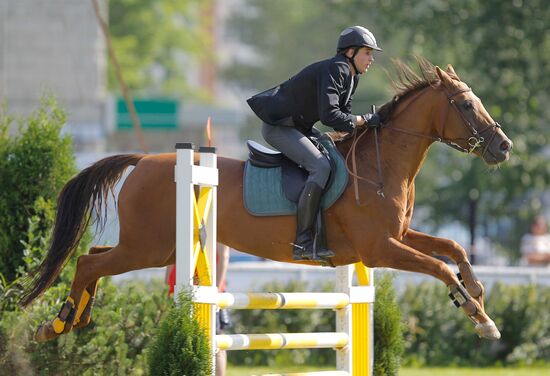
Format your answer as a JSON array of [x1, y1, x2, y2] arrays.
[[347, 47, 362, 75]]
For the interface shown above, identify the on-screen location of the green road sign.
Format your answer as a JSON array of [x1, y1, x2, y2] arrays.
[[117, 98, 178, 130]]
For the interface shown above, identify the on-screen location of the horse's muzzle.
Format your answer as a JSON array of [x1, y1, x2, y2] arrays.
[[484, 137, 512, 165]]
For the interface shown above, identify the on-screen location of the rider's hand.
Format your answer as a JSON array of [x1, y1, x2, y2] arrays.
[[361, 113, 381, 128]]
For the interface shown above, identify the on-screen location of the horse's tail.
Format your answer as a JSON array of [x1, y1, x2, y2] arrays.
[[19, 154, 145, 307]]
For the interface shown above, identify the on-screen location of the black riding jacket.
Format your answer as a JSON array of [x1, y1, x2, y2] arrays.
[[247, 54, 359, 133]]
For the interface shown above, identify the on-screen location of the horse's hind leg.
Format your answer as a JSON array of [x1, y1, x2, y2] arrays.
[[72, 246, 112, 330], [35, 242, 172, 342], [362, 237, 500, 340], [402, 229, 485, 309]]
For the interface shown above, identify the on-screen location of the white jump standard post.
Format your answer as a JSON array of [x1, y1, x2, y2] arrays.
[[175, 142, 219, 374]]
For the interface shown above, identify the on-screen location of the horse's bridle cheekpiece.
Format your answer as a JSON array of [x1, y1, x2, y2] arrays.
[[440, 87, 502, 157]]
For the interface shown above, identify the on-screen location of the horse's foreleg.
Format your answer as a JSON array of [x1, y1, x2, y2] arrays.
[[402, 229, 484, 309], [362, 237, 500, 340]]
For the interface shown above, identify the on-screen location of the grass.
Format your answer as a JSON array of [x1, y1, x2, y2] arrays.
[[399, 368, 549, 376], [227, 366, 333, 375], [227, 366, 550, 376]]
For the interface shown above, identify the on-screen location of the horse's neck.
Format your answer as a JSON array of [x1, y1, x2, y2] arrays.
[[383, 98, 437, 182], [340, 90, 439, 190]]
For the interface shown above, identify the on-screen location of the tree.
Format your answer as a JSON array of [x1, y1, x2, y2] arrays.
[[108, 0, 213, 97]]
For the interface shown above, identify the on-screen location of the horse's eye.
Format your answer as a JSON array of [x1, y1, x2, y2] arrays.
[[463, 101, 473, 110]]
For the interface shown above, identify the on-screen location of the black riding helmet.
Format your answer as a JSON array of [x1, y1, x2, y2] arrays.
[[337, 26, 382, 74]]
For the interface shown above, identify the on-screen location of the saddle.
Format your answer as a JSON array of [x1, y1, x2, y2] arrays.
[[243, 134, 348, 216], [246, 137, 336, 203]]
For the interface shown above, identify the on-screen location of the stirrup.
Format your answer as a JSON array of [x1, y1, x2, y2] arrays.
[[292, 243, 311, 260], [292, 243, 334, 261]]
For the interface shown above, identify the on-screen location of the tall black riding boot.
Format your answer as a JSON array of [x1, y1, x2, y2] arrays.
[[313, 206, 333, 259], [292, 182, 335, 260]]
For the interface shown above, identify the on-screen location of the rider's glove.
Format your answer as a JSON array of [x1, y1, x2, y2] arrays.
[[361, 113, 381, 128]]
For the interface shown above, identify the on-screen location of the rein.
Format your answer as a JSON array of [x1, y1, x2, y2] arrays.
[[345, 86, 501, 205]]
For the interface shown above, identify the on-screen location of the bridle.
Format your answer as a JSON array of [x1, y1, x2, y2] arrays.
[[345, 85, 502, 203], [390, 86, 502, 155], [435, 87, 502, 156]]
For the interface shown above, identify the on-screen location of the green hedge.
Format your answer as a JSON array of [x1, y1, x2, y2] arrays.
[[0, 279, 171, 375], [374, 273, 405, 376], [2, 276, 549, 374], [400, 281, 550, 367], [0, 98, 76, 282], [148, 290, 212, 376]]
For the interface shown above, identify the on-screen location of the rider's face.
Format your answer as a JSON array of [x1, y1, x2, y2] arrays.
[[354, 47, 375, 74]]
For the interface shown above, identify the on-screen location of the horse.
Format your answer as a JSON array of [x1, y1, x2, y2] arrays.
[[20, 59, 512, 342]]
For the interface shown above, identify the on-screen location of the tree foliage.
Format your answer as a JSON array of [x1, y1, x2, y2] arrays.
[[400, 281, 550, 366], [108, 0, 213, 97], [148, 290, 212, 376], [0, 98, 76, 282], [1, 279, 171, 375]]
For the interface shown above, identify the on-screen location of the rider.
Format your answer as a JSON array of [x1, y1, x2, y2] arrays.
[[247, 26, 383, 261]]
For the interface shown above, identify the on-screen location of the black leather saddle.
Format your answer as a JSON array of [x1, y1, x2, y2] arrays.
[[246, 136, 336, 203]]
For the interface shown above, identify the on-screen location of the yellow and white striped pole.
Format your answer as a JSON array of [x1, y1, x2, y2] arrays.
[[212, 292, 350, 310], [216, 332, 349, 351]]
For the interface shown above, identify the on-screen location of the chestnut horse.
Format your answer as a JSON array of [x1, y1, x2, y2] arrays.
[[21, 60, 512, 342]]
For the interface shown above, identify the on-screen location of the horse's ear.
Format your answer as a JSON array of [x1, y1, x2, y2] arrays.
[[446, 64, 460, 80], [436, 66, 454, 87]]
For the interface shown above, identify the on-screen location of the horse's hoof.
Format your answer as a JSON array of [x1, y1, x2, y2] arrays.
[[475, 320, 501, 340], [34, 322, 60, 342]]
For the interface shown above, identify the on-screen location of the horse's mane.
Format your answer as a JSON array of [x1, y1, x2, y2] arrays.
[[329, 57, 450, 142]]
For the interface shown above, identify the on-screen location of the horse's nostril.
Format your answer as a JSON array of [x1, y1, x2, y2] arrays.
[[500, 141, 512, 153]]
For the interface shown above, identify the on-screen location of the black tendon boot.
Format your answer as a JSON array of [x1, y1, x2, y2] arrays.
[[292, 182, 335, 260]]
